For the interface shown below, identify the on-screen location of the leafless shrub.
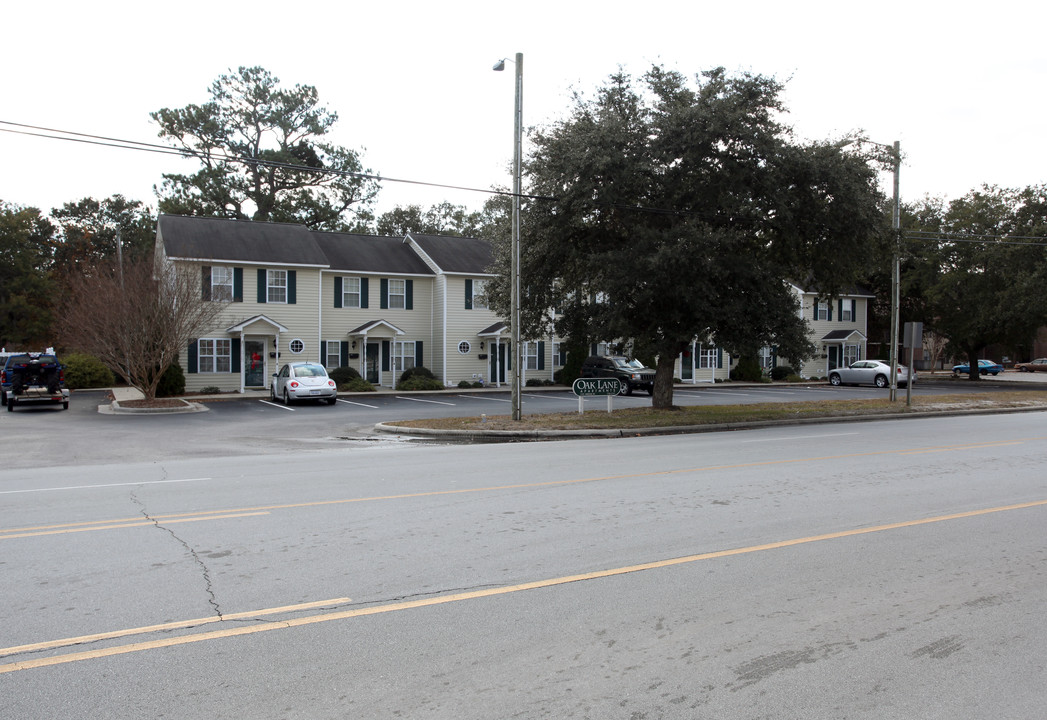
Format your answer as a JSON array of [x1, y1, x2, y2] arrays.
[[57, 258, 227, 399]]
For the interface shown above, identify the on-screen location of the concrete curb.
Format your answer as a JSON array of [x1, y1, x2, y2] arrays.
[[100, 399, 209, 415]]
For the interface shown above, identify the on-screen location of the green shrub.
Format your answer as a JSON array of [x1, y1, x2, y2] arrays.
[[525, 377, 543, 387], [339, 377, 375, 392], [458, 379, 474, 388], [398, 375, 443, 391], [156, 363, 186, 397], [472, 381, 484, 388], [329, 365, 361, 386], [199, 386, 222, 394], [730, 356, 764, 382], [399, 365, 436, 384], [769, 365, 795, 381], [786, 374, 804, 383], [61, 352, 115, 389]]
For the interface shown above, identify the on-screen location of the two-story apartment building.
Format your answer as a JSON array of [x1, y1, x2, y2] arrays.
[[783, 282, 873, 378], [156, 214, 566, 392]]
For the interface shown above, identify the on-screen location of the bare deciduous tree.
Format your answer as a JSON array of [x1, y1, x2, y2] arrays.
[[58, 258, 226, 400]]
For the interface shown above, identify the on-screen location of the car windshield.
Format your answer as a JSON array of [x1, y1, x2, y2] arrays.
[[294, 364, 326, 377]]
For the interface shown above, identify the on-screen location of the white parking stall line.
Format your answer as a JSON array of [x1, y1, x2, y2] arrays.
[[338, 399, 379, 408], [523, 393, 575, 402], [396, 396, 456, 406], [457, 395, 511, 403], [674, 390, 755, 397], [260, 399, 295, 411]]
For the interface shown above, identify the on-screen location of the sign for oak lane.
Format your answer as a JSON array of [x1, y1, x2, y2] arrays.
[[571, 377, 622, 414]]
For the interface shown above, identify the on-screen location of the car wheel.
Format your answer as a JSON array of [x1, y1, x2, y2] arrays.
[[283, 389, 292, 406], [646, 387, 654, 396], [991, 371, 999, 376], [618, 381, 632, 396], [874, 374, 888, 388], [327, 397, 337, 405], [270, 384, 277, 401], [828, 373, 841, 386]]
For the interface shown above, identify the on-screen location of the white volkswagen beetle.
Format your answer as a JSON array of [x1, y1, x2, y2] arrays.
[[271, 362, 338, 405]]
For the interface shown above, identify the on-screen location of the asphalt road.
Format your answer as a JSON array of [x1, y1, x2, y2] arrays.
[[1, 409, 1045, 718]]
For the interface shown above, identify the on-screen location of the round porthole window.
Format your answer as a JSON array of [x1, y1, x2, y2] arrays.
[[289, 339, 304, 354], [458, 341, 471, 355]]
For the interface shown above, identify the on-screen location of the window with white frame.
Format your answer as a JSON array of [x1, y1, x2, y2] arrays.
[[840, 299, 854, 322], [816, 300, 828, 321], [198, 339, 231, 373], [342, 277, 361, 308], [471, 279, 487, 310], [289, 339, 304, 354], [844, 343, 860, 366], [393, 341, 416, 375], [524, 342, 539, 370], [325, 341, 341, 369], [552, 342, 566, 367], [758, 346, 774, 369], [267, 270, 288, 304], [211, 266, 233, 301], [388, 279, 406, 309], [698, 347, 718, 369]]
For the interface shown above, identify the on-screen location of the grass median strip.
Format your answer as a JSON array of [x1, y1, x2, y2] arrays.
[[387, 391, 1047, 432]]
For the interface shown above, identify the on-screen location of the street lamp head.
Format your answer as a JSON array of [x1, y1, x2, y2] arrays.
[[492, 59, 506, 72]]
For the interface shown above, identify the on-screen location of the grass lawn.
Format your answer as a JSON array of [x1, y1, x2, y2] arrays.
[[387, 391, 1047, 432]]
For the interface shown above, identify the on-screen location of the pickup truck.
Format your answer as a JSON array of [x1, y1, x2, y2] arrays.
[[3, 352, 69, 411]]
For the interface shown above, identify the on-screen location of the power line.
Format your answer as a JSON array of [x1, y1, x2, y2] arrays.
[[0, 120, 535, 202]]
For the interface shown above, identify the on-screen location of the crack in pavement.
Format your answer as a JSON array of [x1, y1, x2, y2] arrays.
[[130, 489, 223, 620]]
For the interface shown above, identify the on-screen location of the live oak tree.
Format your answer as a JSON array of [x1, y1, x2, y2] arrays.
[[375, 202, 483, 237], [152, 66, 379, 231], [901, 185, 1047, 378], [485, 67, 888, 408], [51, 195, 155, 275], [0, 201, 57, 348]]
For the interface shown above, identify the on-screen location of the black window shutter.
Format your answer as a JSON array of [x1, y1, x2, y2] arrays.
[[320, 341, 327, 365], [813, 299, 818, 320], [231, 338, 241, 373], [827, 302, 833, 321], [538, 341, 545, 370], [334, 277, 343, 308], [202, 266, 211, 300], [288, 271, 297, 304], [465, 279, 473, 310], [233, 268, 243, 302], [340, 341, 349, 367], [406, 279, 413, 310], [257, 269, 267, 303], [717, 348, 723, 369], [187, 340, 198, 374], [415, 341, 423, 368], [380, 278, 389, 309], [360, 278, 369, 308], [382, 341, 390, 372]]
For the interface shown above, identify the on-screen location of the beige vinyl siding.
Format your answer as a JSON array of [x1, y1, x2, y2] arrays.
[[443, 276, 499, 385], [795, 294, 869, 378]]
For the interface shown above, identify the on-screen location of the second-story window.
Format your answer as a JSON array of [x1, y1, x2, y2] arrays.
[[211, 266, 233, 301], [342, 277, 361, 308], [816, 300, 829, 321], [268, 270, 287, 304], [388, 279, 406, 309]]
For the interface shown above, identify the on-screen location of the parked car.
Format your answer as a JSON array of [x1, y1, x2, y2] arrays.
[[579, 355, 656, 395], [828, 360, 913, 388], [952, 359, 1003, 376], [1014, 358, 1047, 372], [271, 362, 338, 405]]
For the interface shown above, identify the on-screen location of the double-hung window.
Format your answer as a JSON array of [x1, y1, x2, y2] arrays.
[[552, 342, 567, 367], [198, 339, 231, 373], [524, 342, 539, 370], [342, 277, 361, 308], [699, 347, 718, 369], [393, 341, 416, 375], [471, 280, 487, 310], [840, 299, 855, 322], [843, 344, 860, 366], [388, 279, 406, 309], [816, 300, 829, 321], [211, 267, 233, 301], [325, 341, 341, 369], [267, 270, 288, 304]]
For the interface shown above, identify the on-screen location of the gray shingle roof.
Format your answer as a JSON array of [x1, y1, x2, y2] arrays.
[[159, 215, 328, 266], [312, 232, 434, 275], [408, 233, 494, 274]]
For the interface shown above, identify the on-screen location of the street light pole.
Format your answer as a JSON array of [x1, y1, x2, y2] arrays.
[[494, 53, 524, 421], [888, 141, 901, 403]]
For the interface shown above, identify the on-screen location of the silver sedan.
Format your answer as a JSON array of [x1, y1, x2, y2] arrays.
[[828, 360, 913, 388], [271, 362, 338, 405]]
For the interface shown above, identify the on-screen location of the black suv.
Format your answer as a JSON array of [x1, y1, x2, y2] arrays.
[[579, 356, 656, 395]]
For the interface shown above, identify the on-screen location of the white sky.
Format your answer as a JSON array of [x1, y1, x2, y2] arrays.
[[2, 1, 1045, 220]]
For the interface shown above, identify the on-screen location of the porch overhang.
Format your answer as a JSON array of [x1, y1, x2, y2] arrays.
[[347, 319, 406, 339], [820, 329, 867, 344], [477, 321, 508, 338], [226, 314, 290, 335]]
